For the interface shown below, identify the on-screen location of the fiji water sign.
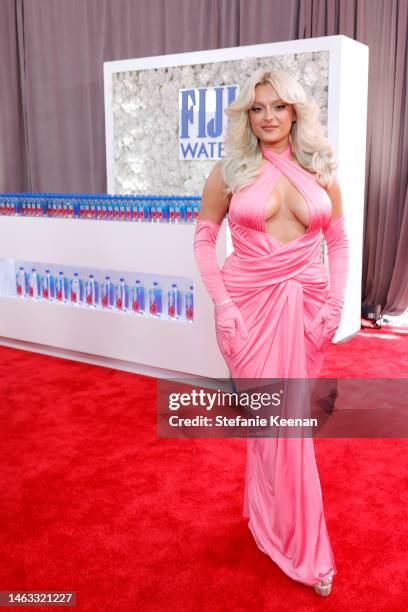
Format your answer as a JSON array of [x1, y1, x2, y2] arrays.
[[179, 85, 238, 160]]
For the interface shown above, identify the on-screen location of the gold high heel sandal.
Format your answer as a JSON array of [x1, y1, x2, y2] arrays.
[[313, 576, 333, 597]]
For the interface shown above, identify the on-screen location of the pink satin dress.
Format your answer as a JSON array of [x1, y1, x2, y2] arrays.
[[219, 141, 336, 586]]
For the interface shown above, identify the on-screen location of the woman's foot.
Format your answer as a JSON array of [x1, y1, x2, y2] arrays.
[[313, 576, 333, 597]]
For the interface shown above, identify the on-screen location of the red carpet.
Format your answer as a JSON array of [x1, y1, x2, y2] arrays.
[[0, 330, 407, 611]]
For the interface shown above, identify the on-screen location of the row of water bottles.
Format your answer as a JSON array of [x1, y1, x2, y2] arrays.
[[1, 194, 201, 223], [16, 267, 194, 321]]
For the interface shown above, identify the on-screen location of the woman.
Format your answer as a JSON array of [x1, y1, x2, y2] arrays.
[[193, 69, 349, 596]]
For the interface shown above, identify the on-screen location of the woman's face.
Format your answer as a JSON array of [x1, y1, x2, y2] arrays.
[[248, 83, 296, 147]]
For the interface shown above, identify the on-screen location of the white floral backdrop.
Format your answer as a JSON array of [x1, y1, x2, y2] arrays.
[[111, 51, 329, 195]]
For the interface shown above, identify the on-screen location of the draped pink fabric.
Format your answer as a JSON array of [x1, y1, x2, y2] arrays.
[[219, 142, 336, 586]]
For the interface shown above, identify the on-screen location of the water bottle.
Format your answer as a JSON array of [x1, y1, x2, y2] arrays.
[[90, 198, 97, 218], [193, 202, 200, 222], [16, 266, 26, 297], [56, 271, 68, 302], [186, 200, 193, 223], [101, 275, 113, 309], [131, 201, 138, 222], [156, 202, 164, 222], [143, 202, 151, 222], [149, 281, 162, 317], [42, 269, 52, 299], [62, 199, 69, 217], [151, 201, 157, 223], [68, 198, 75, 217], [71, 272, 81, 305], [115, 277, 128, 311], [85, 274, 96, 307], [175, 203, 182, 223], [185, 285, 194, 322], [167, 283, 181, 319], [131, 279, 145, 314], [178, 200, 187, 223], [28, 268, 40, 298]]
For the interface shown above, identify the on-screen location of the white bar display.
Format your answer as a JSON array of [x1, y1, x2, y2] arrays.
[[0, 216, 229, 379]]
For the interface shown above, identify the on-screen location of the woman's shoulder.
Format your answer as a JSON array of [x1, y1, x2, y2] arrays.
[[203, 160, 222, 187], [202, 160, 232, 211], [207, 159, 226, 182], [324, 175, 341, 192], [204, 160, 231, 198], [323, 175, 343, 217]]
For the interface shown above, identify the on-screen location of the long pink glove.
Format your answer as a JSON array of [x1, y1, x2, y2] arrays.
[[193, 219, 248, 356], [309, 215, 350, 351]]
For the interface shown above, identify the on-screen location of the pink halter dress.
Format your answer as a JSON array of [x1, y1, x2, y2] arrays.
[[219, 141, 336, 586]]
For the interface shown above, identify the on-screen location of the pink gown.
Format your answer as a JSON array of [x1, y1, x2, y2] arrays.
[[219, 141, 336, 586]]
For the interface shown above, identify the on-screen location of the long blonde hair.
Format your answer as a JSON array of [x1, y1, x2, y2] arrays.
[[221, 69, 337, 195]]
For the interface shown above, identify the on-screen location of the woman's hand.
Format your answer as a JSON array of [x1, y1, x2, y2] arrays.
[[214, 301, 248, 356], [309, 302, 341, 352]]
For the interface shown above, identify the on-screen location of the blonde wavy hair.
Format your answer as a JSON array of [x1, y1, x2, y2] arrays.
[[221, 69, 337, 195]]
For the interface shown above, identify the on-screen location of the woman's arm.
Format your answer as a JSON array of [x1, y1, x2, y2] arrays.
[[325, 175, 344, 219], [193, 162, 248, 356], [198, 161, 231, 224], [193, 161, 232, 307], [323, 175, 349, 315], [310, 176, 350, 350]]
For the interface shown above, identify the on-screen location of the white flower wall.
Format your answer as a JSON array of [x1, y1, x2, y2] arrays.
[[112, 51, 329, 195]]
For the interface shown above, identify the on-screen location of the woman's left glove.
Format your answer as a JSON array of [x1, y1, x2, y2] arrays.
[[309, 302, 342, 352], [309, 215, 349, 352]]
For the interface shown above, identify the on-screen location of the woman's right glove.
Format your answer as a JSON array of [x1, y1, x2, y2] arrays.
[[193, 219, 248, 356], [214, 300, 248, 357]]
